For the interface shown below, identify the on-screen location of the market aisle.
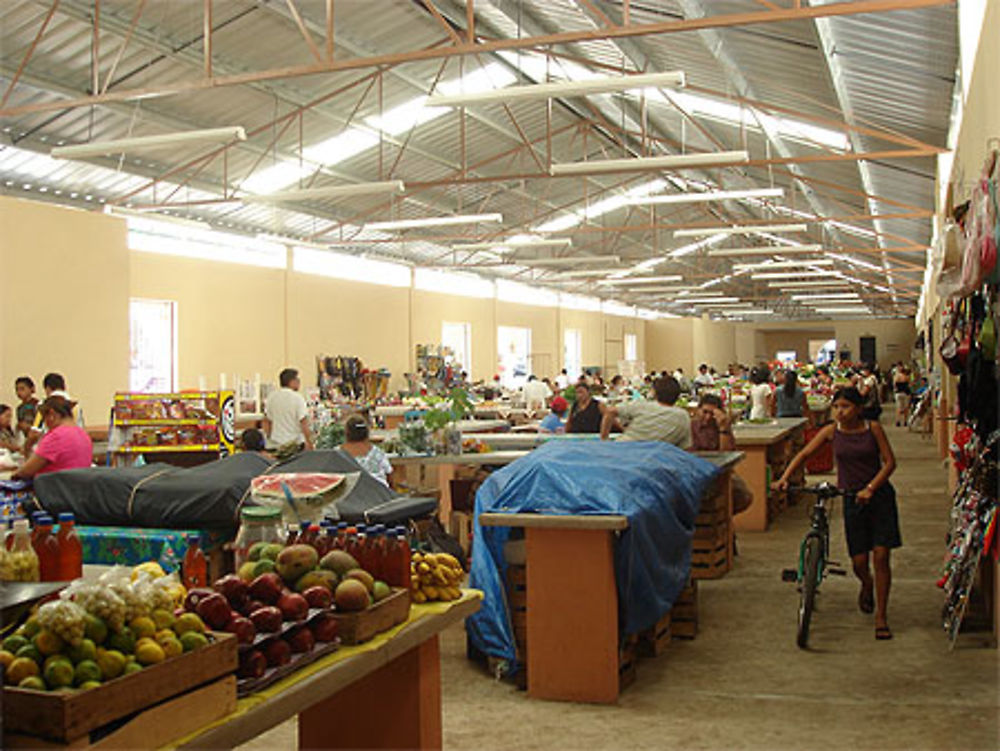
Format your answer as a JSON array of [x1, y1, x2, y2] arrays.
[[438, 424, 999, 750]]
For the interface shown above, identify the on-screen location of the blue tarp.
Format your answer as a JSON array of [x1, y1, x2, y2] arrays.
[[466, 440, 719, 674]]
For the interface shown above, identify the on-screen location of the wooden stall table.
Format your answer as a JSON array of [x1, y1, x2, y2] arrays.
[[373, 405, 411, 429], [732, 418, 808, 532], [479, 512, 628, 704], [167, 593, 482, 751], [391, 450, 528, 524]]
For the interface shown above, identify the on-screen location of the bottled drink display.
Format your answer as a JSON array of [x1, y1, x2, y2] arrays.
[[183, 534, 207, 589], [0, 518, 40, 581], [55, 512, 83, 581], [32, 516, 60, 582]]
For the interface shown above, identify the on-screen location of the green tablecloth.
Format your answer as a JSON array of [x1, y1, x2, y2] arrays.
[[78, 526, 227, 572]]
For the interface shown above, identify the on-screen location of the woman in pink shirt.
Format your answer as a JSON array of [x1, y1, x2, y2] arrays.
[[13, 396, 92, 479]]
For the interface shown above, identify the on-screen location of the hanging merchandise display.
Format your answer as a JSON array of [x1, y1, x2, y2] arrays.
[[410, 344, 462, 395], [939, 429, 999, 646]]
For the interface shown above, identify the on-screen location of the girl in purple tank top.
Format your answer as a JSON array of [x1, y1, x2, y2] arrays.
[[774, 387, 900, 641]]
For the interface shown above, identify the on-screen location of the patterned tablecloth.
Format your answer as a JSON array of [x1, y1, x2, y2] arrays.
[[78, 526, 228, 572]]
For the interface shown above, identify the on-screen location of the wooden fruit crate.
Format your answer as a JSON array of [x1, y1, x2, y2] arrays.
[[332, 587, 411, 645], [691, 539, 731, 579], [2, 632, 237, 743], [671, 581, 699, 639], [619, 635, 639, 690], [638, 612, 672, 658]]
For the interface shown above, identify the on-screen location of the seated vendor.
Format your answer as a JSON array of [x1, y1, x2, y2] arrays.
[[12, 396, 93, 479], [340, 415, 392, 487], [690, 394, 753, 515], [539, 396, 569, 434], [600, 377, 691, 448], [240, 428, 274, 460], [0, 404, 21, 452]]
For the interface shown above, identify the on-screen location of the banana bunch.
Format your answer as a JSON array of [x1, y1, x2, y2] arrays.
[[410, 552, 463, 603]]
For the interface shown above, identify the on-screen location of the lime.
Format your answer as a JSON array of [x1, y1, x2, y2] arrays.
[[7, 656, 40, 684], [84, 614, 108, 645], [179, 631, 209, 652], [123, 661, 144, 675], [2, 634, 28, 654], [78, 680, 103, 690], [96, 649, 126, 680], [43, 659, 75, 689], [16, 644, 43, 665], [33, 630, 64, 657], [107, 627, 136, 655], [74, 659, 103, 686], [18, 676, 47, 691], [66, 638, 97, 664], [129, 616, 157, 640]]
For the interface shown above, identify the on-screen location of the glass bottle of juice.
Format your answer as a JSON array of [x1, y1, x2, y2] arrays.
[[182, 534, 208, 589], [3, 519, 40, 582], [32, 516, 60, 582], [55, 512, 83, 581]]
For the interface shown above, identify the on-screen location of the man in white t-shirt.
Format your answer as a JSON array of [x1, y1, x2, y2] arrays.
[[263, 368, 314, 450], [693, 363, 715, 389], [554, 369, 570, 391], [599, 376, 691, 448], [522, 375, 552, 411]]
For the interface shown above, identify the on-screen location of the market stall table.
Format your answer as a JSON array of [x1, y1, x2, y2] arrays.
[[167, 592, 482, 751], [731, 418, 808, 532], [390, 450, 528, 523], [76, 525, 228, 580], [478, 451, 742, 704]]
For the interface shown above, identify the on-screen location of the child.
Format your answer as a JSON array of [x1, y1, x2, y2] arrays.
[[539, 396, 569, 434], [0, 404, 19, 451], [773, 387, 900, 640], [14, 377, 38, 441]]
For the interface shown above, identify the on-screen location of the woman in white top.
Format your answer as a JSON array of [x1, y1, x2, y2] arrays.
[[340, 415, 392, 487], [748, 366, 772, 420]]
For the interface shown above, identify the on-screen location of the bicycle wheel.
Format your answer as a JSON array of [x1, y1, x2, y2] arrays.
[[797, 535, 822, 649]]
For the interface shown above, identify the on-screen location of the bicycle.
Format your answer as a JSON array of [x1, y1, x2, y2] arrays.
[[781, 482, 852, 648]]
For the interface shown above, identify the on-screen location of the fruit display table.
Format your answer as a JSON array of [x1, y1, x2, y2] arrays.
[[167, 592, 482, 750], [731, 418, 808, 533], [389, 451, 529, 524], [75, 525, 227, 580]]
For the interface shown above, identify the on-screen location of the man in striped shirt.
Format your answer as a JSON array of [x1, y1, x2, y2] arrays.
[[600, 376, 692, 449]]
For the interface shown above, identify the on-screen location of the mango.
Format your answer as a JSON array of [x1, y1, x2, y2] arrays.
[[16, 644, 42, 665], [20, 617, 41, 640], [130, 616, 157, 640], [79, 679, 104, 690], [320, 550, 359, 577], [123, 662, 144, 675], [334, 579, 370, 612], [373, 581, 391, 602], [275, 545, 319, 584], [294, 569, 338, 593], [151, 609, 175, 631], [2, 634, 28, 654], [237, 562, 258, 582], [343, 568, 374, 594], [135, 640, 166, 666], [0, 650, 14, 670], [173, 613, 206, 636]]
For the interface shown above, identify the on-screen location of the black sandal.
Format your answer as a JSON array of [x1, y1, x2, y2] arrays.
[[858, 588, 875, 614], [875, 625, 893, 640]]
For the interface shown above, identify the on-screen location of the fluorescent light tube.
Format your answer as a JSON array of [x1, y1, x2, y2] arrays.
[[628, 287, 700, 294], [734, 260, 834, 271], [792, 293, 862, 301], [721, 310, 774, 316], [684, 297, 741, 304], [814, 308, 870, 314], [751, 271, 838, 280], [51, 127, 246, 158], [518, 256, 619, 267], [550, 150, 748, 177], [550, 268, 627, 278], [596, 275, 683, 286], [674, 223, 807, 238], [363, 213, 502, 231], [452, 238, 572, 251], [426, 70, 686, 107], [769, 280, 850, 288], [628, 187, 783, 206], [244, 180, 404, 202], [707, 244, 822, 257]]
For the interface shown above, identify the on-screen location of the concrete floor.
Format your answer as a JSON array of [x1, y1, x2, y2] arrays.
[[239, 423, 999, 750]]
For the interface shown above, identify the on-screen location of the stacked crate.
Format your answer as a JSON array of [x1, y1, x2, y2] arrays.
[[670, 580, 699, 639], [691, 473, 733, 579]]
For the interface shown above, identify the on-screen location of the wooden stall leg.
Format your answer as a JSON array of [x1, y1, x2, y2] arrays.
[[436, 463, 456, 526], [524, 528, 619, 704], [734, 447, 770, 532], [298, 638, 442, 750]]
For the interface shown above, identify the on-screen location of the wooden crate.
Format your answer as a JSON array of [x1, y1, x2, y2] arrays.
[[332, 587, 411, 645], [670, 581, 699, 639], [449, 510, 474, 557], [638, 612, 672, 657], [691, 540, 730, 579], [3, 632, 237, 743], [619, 635, 639, 690]]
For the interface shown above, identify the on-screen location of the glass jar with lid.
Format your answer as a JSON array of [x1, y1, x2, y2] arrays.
[[234, 507, 284, 568]]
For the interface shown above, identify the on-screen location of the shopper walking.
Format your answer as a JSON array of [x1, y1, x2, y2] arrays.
[[600, 376, 691, 448], [857, 364, 882, 421], [748, 366, 771, 420], [773, 387, 900, 640], [893, 365, 912, 427], [263, 368, 314, 451]]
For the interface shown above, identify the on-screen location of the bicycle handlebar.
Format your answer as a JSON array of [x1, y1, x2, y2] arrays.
[[789, 482, 855, 501]]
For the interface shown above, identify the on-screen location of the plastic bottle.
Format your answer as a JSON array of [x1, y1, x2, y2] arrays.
[[345, 526, 362, 563], [297, 520, 312, 546], [334, 522, 348, 550], [182, 534, 208, 589], [55, 512, 83, 581], [4, 515, 23, 551], [301, 524, 322, 552], [366, 525, 384, 579], [384, 529, 412, 589], [2, 519, 40, 582], [32, 516, 60, 582], [317, 521, 334, 556], [285, 524, 300, 546]]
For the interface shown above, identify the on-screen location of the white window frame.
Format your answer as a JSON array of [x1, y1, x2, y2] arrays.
[[129, 298, 178, 393], [441, 322, 473, 378], [498, 326, 532, 389], [564, 328, 583, 381], [624, 333, 638, 362]]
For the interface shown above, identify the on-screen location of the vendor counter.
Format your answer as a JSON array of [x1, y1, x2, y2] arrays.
[[732, 417, 808, 532], [479, 451, 742, 705]]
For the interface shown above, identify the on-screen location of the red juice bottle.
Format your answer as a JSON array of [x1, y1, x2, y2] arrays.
[[32, 516, 60, 582], [301, 524, 322, 552], [334, 523, 348, 550], [182, 534, 207, 589], [55, 512, 83, 581], [386, 528, 412, 589], [345, 526, 362, 564], [366, 526, 384, 580], [285, 524, 300, 545]]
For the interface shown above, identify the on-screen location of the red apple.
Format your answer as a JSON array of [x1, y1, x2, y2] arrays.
[[184, 588, 215, 613], [248, 573, 284, 605], [241, 599, 266, 617], [195, 592, 233, 630], [277, 592, 309, 622], [238, 649, 267, 679], [249, 606, 283, 634], [225, 615, 256, 645], [263, 638, 292, 667], [213, 575, 249, 610], [285, 626, 315, 654], [302, 586, 332, 610], [310, 613, 339, 643]]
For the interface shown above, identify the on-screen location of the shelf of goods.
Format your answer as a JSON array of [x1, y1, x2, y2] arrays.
[[110, 391, 235, 466]]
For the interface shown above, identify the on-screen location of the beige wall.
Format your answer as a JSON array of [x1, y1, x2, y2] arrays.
[[0, 197, 129, 420], [645, 317, 694, 374]]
